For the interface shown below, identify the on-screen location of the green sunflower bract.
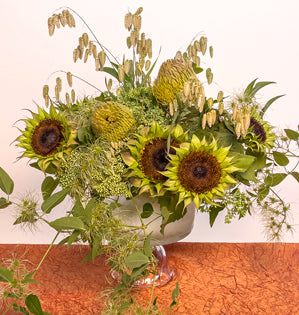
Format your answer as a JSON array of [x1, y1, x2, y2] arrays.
[[162, 135, 245, 209]]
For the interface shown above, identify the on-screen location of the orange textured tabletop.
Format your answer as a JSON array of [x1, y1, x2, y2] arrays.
[[0, 243, 298, 314]]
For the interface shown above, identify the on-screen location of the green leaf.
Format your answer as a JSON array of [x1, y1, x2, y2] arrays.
[[84, 198, 96, 224], [119, 299, 133, 312], [0, 265, 13, 282], [191, 63, 203, 74], [291, 172, 299, 183], [170, 282, 180, 308], [143, 233, 153, 257], [25, 294, 44, 315], [72, 199, 84, 217], [284, 128, 299, 141], [22, 271, 40, 284], [141, 202, 154, 218], [244, 78, 258, 97], [41, 188, 70, 213], [0, 197, 11, 209], [209, 204, 225, 227], [264, 173, 287, 186], [260, 95, 285, 118], [67, 230, 81, 247], [41, 176, 59, 200], [0, 166, 14, 195], [124, 252, 149, 269], [130, 263, 149, 279], [103, 66, 119, 81], [248, 80, 276, 99], [49, 217, 85, 231], [257, 186, 270, 202], [13, 304, 30, 315], [273, 151, 289, 166]]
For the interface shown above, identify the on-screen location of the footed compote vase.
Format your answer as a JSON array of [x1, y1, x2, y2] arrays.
[[111, 194, 196, 287]]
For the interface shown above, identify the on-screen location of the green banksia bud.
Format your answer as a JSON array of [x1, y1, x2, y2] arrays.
[[107, 78, 112, 91], [91, 102, 135, 142], [65, 92, 70, 106], [43, 85, 49, 99], [207, 97, 214, 109], [152, 59, 198, 106], [56, 77, 62, 92], [71, 89, 75, 102], [217, 91, 223, 103], [235, 122, 241, 138], [218, 102, 224, 115], [55, 85, 60, 100]]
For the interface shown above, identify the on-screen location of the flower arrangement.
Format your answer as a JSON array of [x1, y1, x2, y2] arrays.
[[0, 6, 298, 314]]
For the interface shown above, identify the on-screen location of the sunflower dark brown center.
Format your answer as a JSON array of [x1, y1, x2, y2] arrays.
[[31, 119, 65, 156], [178, 151, 222, 194], [250, 117, 266, 143], [140, 138, 177, 181]]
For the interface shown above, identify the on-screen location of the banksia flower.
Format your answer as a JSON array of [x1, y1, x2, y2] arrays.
[[91, 102, 135, 142], [152, 59, 197, 106]]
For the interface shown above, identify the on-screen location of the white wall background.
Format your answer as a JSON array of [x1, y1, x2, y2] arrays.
[[0, 0, 298, 244]]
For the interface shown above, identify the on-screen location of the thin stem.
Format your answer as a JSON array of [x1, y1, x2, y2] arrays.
[[2, 299, 17, 315], [59, 7, 119, 66]]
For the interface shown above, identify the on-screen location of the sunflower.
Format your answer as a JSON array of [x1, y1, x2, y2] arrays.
[[16, 105, 76, 171], [121, 122, 188, 195], [162, 135, 244, 209], [243, 110, 276, 152]]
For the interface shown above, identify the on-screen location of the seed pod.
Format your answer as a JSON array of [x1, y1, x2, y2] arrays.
[[124, 13, 133, 29], [236, 109, 243, 123], [88, 41, 93, 53], [218, 101, 224, 115], [126, 36, 132, 49], [68, 12, 76, 27], [133, 14, 141, 30], [79, 37, 84, 51], [44, 95, 49, 108], [124, 59, 131, 74], [107, 78, 112, 91], [173, 99, 178, 112], [77, 45, 83, 59], [71, 89, 75, 103], [206, 68, 213, 85], [146, 38, 152, 54], [209, 46, 213, 58], [183, 81, 190, 98], [202, 113, 207, 129], [95, 57, 100, 71], [197, 94, 205, 112], [92, 45, 97, 59], [65, 92, 70, 106], [82, 33, 89, 47], [235, 122, 241, 138], [53, 14, 60, 28], [244, 112, 251, 130], [135, 7, 143, 15], [73, 49, 79, 62], [56, 77, 62, 92], [169, 102, 174, 117], [194, 40, 201, 52], [217, 91, 223, 103], [139, 57, 145, 69], [62, 10, 68, 23], [116, 87, 122, 97], [145, 59, 151, 71], [207, 97, 214, 109], [84, 49, 89, 63], [174, 51, 183, 61], [194, 55, 200, 67], [200, 36, 207, 55], [118, 65, 125, 82], [211, 109, 217, 125], [59, 13, 66, 27], [135, 63, 142, 76], [48, 23, 55, 36], [42, 85, 49, 99], [55, 85, 60, 100], [98, 50, 106, 67], [207, 111, 213, 128], [232, 103, 238, 120], [241, 119, 247, 138], [130, 30, 137, 47]]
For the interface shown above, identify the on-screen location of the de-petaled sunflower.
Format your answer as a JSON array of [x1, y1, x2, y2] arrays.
[[152, 59, 200, 106], [16, 105, 76, 172], [162, 135, 247, 209], [121, 122, 188, 195], [243, 110, 276, 152]]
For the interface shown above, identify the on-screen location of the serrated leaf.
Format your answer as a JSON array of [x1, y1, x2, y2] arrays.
[[13, 304, 30, 315], [130, 263, 149, 279], [273, 151, 289, 166], [0, 265, 13, 282], [257, 186, 270, 201], [0, 166, 14, 195], [141, 202, 154, 218], [25, 294, 43, 315], [264, 173, 287, 186], [170, 282, 180, 308], [41, 176, 59, 200], [0, 197, 11, 209], [22, 271, 39, 284], [41, 188, 70, 213], [284, 128, 299, 141], [71, 199, 84, 217], [124, 252, 149, 269], [49, 217, 85, 231], [143, 233, 153, 257]]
